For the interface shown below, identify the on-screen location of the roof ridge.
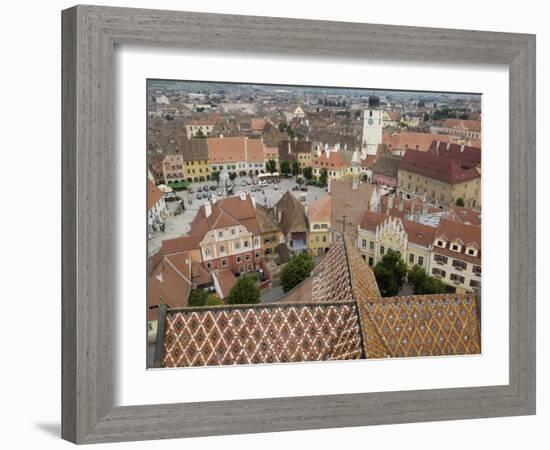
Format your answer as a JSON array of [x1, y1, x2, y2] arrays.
[[341, 236, 392, 358]]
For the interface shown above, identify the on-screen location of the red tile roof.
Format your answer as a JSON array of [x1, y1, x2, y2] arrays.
[[441, 118, 481, 132], [383, 132, 449, 152], [147, 178, 164, 210], [307, 194, 332, 223], [429, 141, 481, 167], [399, 149, 480, 184], [310, 151, 348, 170]]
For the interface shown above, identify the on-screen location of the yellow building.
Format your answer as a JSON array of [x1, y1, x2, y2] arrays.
[[307, 194, 332, 256], [397, 149, 481, 208], [181, 139, 210, 182], [255, 204, 284, 257]]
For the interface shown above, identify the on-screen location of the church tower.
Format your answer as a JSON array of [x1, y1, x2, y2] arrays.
[[361, 95, 383, 158]]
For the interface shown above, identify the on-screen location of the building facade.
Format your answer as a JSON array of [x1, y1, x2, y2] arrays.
[[430, 219, 481, 294], [307, 194, 332, 256], [397, 149, 481, 208]]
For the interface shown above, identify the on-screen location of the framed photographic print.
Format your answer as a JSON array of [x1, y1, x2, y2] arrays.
[[62, 5, 536, 444]]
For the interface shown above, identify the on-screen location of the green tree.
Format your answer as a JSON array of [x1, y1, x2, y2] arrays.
[[204, 293, 224, 306], [373, 249, 408, 297], [291, 161, 300, 177], [456, 197, 465, 207], [188, 289, 208, 307], [229, 172, 237, 181], [287, 128, 295, 139], [210, 170, 220, 183], [266, 159, 277, 174], [302, 166, 313, 180], [278, 122, 288, 132], [227, 275, 260, 305], [195, 129, 206, 138], [280, 253, 315, 292], [280, 160, 291, 176], [319, 168, 328, 186], [408, 265, 446, 295]]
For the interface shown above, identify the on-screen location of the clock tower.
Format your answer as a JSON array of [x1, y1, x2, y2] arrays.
[[361, 95, 383, 158]]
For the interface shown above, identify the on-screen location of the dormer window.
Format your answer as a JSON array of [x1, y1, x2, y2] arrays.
[[437, 240, 445, 247]]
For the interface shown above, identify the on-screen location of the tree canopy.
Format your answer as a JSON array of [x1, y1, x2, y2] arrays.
[[187, 289, 208, 307], [227, 275, 260, 305], [319, 169, 328, 186], [373, 249, 408, 297], [456, 197, 465, 207], [407, 265, 446, 295], [291, 161, 300, 176], [280, 160, 291, 176], [266, 159, 277, 174], [302, 166, 313, 180], [280, 252, 315, 293]]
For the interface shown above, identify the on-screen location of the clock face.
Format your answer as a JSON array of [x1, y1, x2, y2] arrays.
[[368, 118, 374, 125]]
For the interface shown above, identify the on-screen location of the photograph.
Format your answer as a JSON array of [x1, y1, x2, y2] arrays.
[[147, 80, 482, 368]]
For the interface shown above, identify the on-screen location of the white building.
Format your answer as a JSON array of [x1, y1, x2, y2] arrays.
[[361, 102, 383, 158]]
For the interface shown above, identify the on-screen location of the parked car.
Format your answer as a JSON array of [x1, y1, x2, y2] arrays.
[[196, 193, 202, 199], [241, 180, 246, 186], [246, 180, 252, 185], [197, 186, 203, 192], [273, 185, 279, 190], [218, 191, 222, 196], [210, 185, 217, 191], [188, 188, 194, 194], [163, 192, 177, 201], [300, 186, 308, 192]]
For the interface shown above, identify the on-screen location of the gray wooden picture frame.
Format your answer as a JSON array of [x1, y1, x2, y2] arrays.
[[61, 5, 536, 444]]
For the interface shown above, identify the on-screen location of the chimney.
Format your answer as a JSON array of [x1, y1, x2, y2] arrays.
[[277, 210, 282, 224], [219, 134, 224, 138], [204, 201, 212, 218], [239, 192, 246, 201]]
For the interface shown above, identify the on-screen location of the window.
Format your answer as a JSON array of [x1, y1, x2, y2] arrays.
[[409, 253, 415, 264], [239, 266, 244, 273], [245, 254, 251, 261], [434, 254, 448, 265], [418, 256, 424, 266], [369, 241, 374, 251], [432, 268, 446, 278], [452, 260, 467, 271], [473, 265, 481, 276], [368, 257, 374, 266], [206, 262, 212, 269], [244, 240, 249, 248], [255, 252, 260, 258], [380, 246, 385, 256], [248, 264, 253, 271], [470, 280, 481, 289], [467, 248, 476, 256], [315, 224, 321, 231], [234, 242, 240, 250], [231, 228, 235, 235], [204, 248, 211, 257], [450, 273, 465, 284], [221, 259, 228, 267], [218, 231, 223, 238], [437, 240, 444, 247], [236, 256, 242, 263], [289, 240, 294, 248], [219, 245, 225, 254], [451, 244, 459, 251], [361, 239, 367, 248]]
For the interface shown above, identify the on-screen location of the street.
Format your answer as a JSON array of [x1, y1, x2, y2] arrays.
[[148, 176, 328, 256]]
